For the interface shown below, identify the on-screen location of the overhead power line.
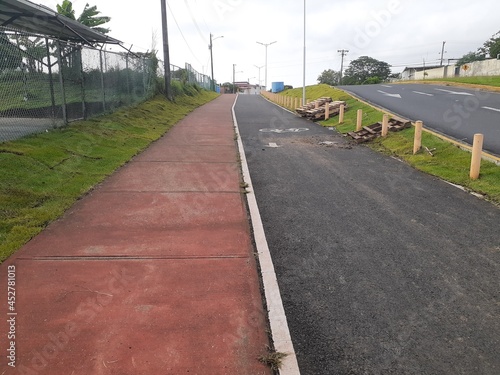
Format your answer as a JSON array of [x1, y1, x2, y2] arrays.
[[166, 1, 203, 67]]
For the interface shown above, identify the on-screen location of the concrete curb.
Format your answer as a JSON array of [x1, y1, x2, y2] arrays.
[[232, 95, 301, 375]]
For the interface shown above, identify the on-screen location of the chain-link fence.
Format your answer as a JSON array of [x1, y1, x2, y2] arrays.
[[0, 26, 218, 143], [0, 27, 160, 143]]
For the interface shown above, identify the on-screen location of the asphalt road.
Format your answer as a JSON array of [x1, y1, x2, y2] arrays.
[[340, 83, 500, 156], [234, 95, 500, 375], [0, 118, 61, 142]]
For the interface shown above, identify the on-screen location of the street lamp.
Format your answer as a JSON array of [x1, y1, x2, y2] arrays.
[[232, 64, 243, 94], [302, 0, 306, 105], [209, 33, 224, 91], [254, 65, 264, 89], [256, 41, 276, 90]]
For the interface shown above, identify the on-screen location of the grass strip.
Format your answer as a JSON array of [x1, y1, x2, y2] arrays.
[[0, 91, 218, 262], [398, 75, 500, 91], [279, 84, 500, 204]]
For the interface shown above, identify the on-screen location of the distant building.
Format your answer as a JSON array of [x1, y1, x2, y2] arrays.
[[401, 65, 459, 80], [234, 81, 263, 95]]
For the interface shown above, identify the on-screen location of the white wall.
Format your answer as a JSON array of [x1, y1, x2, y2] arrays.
[[459, 58, 500, 77], [414, 66, 446, 80]]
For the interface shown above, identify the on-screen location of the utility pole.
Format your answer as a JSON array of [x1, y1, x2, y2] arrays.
[[209, 33, 224, 92], [302, 0, 306, 105], [338, 49, 349, 85], [209, 33, 214, 91], [160, 0, 172, 101], [256, 41, 277, 90], [233, 63, 235, 94], [440, 41, 447, 66]]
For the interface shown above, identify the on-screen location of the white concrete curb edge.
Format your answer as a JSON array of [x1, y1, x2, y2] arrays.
[[232, 95, 301, 375]]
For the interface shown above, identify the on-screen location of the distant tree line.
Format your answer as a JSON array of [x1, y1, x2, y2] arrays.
[[456, 30, 500, 66], [317, 56, 391, 86]]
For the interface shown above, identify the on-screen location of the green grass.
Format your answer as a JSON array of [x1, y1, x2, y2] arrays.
[[0, 90, 218, 262], [399, 75, 500, 90], [276, 84, 500, 204]]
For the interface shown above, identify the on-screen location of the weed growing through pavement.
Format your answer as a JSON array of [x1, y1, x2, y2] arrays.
[[258, 346, 289, 371]]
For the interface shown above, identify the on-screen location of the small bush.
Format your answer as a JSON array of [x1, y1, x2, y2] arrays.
[[183, 83, 199, 97], [171, 80, 184, 97]]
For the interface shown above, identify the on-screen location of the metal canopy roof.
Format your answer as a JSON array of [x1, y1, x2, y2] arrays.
[[0, 0, 121, 44]]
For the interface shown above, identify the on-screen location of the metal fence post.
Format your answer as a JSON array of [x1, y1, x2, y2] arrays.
[[79, 46, 86, 119], [99, 49, 106, 112], [45, 37, 56, 121], [125, 53, 131, 102], [56, 40, 68, 125], [142, 57, 147, 96]]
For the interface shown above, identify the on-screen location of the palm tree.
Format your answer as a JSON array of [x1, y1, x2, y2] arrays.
[[56, 0, 111, 34]]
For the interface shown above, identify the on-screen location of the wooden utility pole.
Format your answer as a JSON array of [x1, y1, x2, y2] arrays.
[[440, 41, 446, 66], [338, 49, 349, 85], [160, 0, 173, 101]]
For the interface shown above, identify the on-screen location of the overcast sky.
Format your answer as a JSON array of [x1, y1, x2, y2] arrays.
[[38, 0, 499, 88]]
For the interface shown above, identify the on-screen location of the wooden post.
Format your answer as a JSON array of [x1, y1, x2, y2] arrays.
[[470, 133, 484, 180], [381, 114, 389, 137], [413, 121, 423, 154], [315, 100, 319, 109], [356, 109, 363, 131], [295, 97, 299, 110], [339, 105, 345, 123], [325, 103, 330, 120]]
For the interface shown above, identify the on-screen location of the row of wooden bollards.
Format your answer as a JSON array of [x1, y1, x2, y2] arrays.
[[355, 110, 485, 180], [413, 121, 484, 179], [261, 92, 302, 111]]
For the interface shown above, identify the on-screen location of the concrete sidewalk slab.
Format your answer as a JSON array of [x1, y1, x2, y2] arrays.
[[100, 162, 241, 192], [134, 144, 237, 163], [0, 94, 272, 374], [1, 258, 269, 374], [17, 192, 252, 258]]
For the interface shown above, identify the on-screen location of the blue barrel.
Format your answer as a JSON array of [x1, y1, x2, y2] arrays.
[[272, 82, 285, 93]]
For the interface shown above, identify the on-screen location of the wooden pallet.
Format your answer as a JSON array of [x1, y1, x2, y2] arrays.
[[295, 97, 332, 115], [296, 98, 347, 121], [347, 119, 412, 143]]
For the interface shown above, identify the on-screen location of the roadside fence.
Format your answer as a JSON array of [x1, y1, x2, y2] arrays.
[[0, 26, 214, 143]]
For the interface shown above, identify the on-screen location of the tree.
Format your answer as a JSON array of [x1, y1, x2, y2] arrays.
[[479, 31, 500, 59], [456, 51, 485, 67], [56, 0, 75, 19], [56, 1, 111, 34], [317, 69, 340, 86], [0, 31, 22, 70], [78, 4, 111, 34], [343, 56, 391, 85]]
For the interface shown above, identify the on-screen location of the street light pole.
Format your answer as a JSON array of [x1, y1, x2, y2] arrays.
[[209, 33, 223, 92], [256, 41, 276, 90], [302, 0, 306, 105], [254, 65, 264, 89]]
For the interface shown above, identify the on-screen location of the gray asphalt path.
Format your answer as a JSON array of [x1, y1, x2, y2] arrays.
[[340, 83, 500, 156], [234, 95, 500, 375], [0, 118, 61, 142]]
